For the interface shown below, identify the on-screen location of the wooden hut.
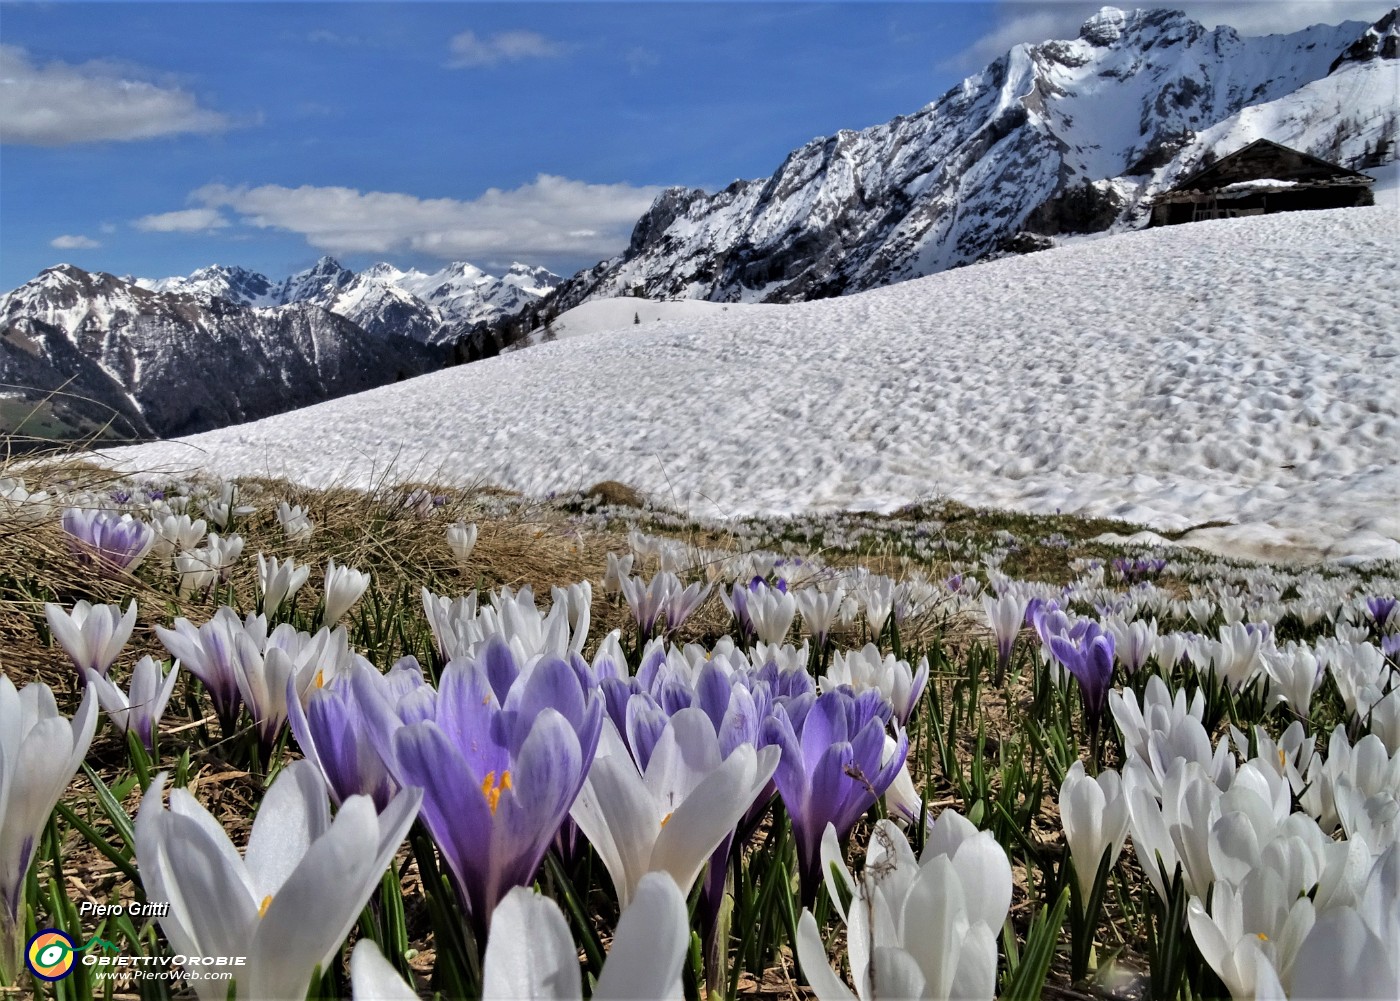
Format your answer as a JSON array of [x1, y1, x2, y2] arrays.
[[1149, 139, 1374, 226]]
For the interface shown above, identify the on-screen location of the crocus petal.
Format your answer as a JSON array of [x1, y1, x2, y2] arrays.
[[481, 885, 582, 1001], [796, 910, 858, 1001], [350, 938, 419, 1001], [594, 872, 691, 1001], [570, 739, 655, 907], [649, 745, 774, 893], [242, 759, 332, 901]]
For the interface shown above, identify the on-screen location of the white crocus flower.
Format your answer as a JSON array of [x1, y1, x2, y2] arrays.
[[173, 551, 219, 598], [601, 551, 635, 594], [1290, 845, 1400, 1000], [134, 761, 420, 1001], [1209, 622, 1267, 692], [1111, 677, 1234, 796], [203, 483, 255, 531], [570, 710, 779, 908], [85, 656, 180, 750], [348, 940, 414, 1001], [323, 559, 371, 624], [0, 679, 97, 949], [44, 599, 137, 678], [1261, 641, 1322, 719], [480, 872, 688, 1001], [1105, 617, 1158, 674], [982, 592, 1029, 675], [1234, 721, 1316, 801], [798, 813, 1011, 1001], [350, 939, 418, 1000], [276, 501, 315, 543], [1153, 631, 1192, 670], [1301, 725, 1400, 835], [446, 521, 479, 567], [747, 583, 797, 645], [204, 532, 245, 581], [259, 554, 311, 613], [795, 585, 845, 646], [149, 513, 207, 562], [822, 644, 928, 726], [882, 734, 925, 828], [1124, 758, 1222, 901], [1187, 870, 1316, 999], [0, 477, 51, 524], [857, 574, 896, 637], [1060, 760, 1129, 903]]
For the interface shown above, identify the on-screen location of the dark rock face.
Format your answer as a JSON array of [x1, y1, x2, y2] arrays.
[[0, 266, 442, 439], [548, 8, 1380, 310], [1331, 8, 1399, 71]]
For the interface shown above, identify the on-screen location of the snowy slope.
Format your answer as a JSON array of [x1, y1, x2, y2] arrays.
[[518, 298, 779, 347], [104, 206, 1399, 564], [551, 6, 1392, 309]]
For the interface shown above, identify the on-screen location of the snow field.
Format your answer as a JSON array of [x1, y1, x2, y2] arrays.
[[106, 206, 1399, 564]]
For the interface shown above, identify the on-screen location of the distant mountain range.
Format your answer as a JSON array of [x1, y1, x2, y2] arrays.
[[0, 257, 559, 442], [552, 5, 1398, 308], [133, 257, 561, 346], [0, 265, 450, 440]]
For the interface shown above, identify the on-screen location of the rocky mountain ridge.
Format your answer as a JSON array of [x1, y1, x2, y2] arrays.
[[549, 5, 1397, 309]]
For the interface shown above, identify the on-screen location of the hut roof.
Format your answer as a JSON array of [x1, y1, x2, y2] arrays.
[[1164, 139, 1373, 196]]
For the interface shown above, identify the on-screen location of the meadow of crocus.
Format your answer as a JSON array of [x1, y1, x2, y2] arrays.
[[0, 469, 1397, 1000]]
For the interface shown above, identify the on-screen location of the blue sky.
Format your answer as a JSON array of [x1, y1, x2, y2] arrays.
[[0, 1, 1389, 289]]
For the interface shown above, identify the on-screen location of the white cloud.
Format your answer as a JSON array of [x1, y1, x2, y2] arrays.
[[133, 208, 230, 233], [447, 29, 562, 68], [951, 10, 1079, 70], [626, 47, 662, 75], [0, 44, 230, 146], [191, 175, 665, 262], [50, 234, 101, 250], [950, 2, 1392, 72]]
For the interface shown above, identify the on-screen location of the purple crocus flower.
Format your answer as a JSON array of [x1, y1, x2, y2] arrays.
[[62, 508, 155, 577], [85, 656, 179, 751], [365, 638, 602, 948], [287, 657, 428, 809], [155, 607, 260, 734], [1367, 596, 1397, 630], [721, 582, 757, 645], [1048, 622, 1116, 726], [762, 687, 907, 905]]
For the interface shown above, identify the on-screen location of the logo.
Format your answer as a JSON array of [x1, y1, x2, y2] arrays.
[[24, 929, 118, 981], [26, 929, 76, 981]]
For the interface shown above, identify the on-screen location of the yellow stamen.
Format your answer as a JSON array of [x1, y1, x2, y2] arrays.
[[1278, 748, 1287, 769], [259, 895, 273, 918], [660, 812, 673, 829], [481, 770, 512, 815], [314, 670, 325, 689], [1257, 932, 1269, 942]]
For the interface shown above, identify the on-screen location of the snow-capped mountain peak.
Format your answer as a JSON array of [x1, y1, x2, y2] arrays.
[[277, 256, 356, 305], [123, 256, 561, 345], [550, 6, 1393, 309]]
